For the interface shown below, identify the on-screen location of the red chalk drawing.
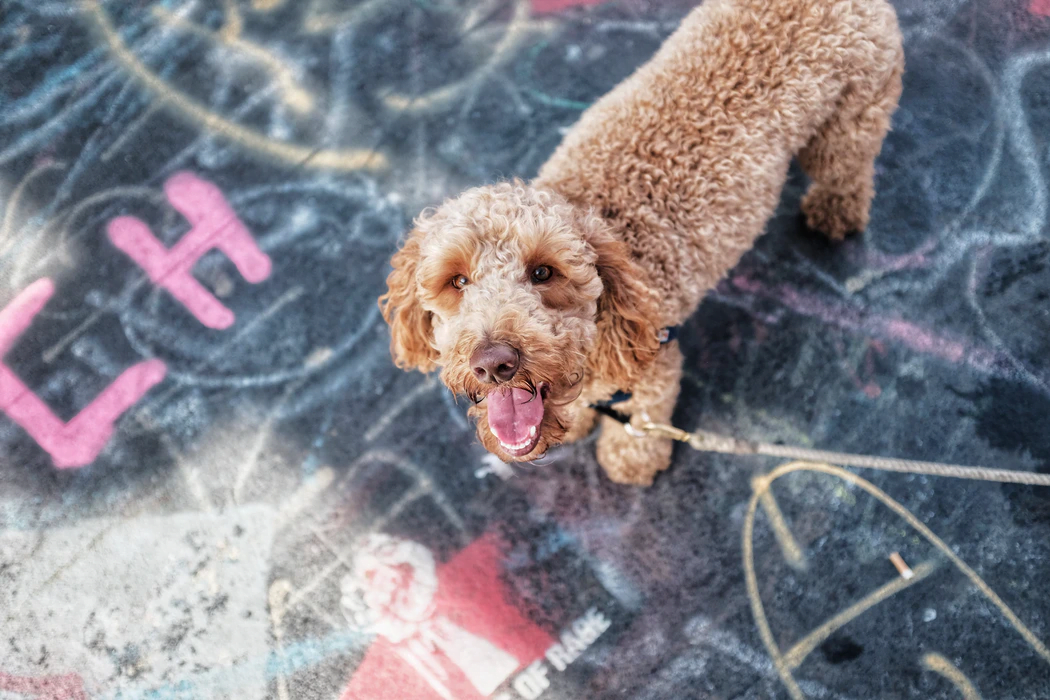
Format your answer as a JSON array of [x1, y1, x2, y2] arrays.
[[0, 671, 88, 700], [340, 534, 553, 700], [0, 279, 166, 469], [1030, 0, 1050, 17], [108, 172, 271, 329]]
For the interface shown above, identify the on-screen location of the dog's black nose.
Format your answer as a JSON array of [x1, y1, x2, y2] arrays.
[[471, 343, 519, 384]]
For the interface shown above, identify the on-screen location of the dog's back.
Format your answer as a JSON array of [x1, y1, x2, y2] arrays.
[[536, 0, 903, 324]]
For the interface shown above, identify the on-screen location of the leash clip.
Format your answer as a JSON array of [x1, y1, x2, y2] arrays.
[[624, 410, 694, 443], [624, 411, 756, 453], [623, 409, 650, 438]]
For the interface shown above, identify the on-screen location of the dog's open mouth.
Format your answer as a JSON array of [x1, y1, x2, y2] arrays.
[[486, 384, 549, 457]]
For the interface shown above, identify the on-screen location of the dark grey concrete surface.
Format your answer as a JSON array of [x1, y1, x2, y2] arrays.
[[1, 1, 1049, 698]]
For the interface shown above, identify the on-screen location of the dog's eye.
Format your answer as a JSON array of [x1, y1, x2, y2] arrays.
[[450, 274, 469, 290], [531, 265, 553, 283]]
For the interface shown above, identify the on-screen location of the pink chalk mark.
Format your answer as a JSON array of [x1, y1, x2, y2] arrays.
[[728, 273, 1001, 375], [0, 671, 88, 700], [881, 319, 966, 364], [531, 0, 604, 13], [0, 279, 167, 469], [108, 172, 271, 329], [1030, 0, 1050, 16]]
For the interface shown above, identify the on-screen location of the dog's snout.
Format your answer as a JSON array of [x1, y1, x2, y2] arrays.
[[470, 342, 519, 384]]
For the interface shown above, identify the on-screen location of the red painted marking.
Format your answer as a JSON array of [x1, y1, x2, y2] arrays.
[[1030, 0, 1050, 16], [0, 671, 88, 700], [341, 535, 552, 700], [531, 0, 604, 13], [0, 279, 167, 469], [108, 172, 271, 329]]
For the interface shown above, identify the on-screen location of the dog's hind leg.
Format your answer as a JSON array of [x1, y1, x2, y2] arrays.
[[798, 53, 904, 240]]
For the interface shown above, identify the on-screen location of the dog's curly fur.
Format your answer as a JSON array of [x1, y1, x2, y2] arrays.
[[380, 0, 904, 485]]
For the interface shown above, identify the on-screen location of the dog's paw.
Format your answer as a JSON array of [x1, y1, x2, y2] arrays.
[[801, 185, 870, 241], [596, 428, 673, 486]]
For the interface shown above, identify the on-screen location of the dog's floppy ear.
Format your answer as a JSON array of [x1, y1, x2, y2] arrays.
[[584, 220, 661, 389], [379, 231, 438, 372]]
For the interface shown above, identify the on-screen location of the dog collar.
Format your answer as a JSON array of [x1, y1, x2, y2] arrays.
[[657, 325, 679, 344], [589, 325, 679, 413]]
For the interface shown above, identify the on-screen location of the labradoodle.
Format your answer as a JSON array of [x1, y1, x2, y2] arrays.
[[380, 0, 904, 485]]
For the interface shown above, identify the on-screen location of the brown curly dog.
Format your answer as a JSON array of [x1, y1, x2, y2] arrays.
[[380, 0, 904, 485]]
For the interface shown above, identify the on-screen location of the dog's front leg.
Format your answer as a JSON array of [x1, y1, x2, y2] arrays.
[[596, 341, 683, 485]]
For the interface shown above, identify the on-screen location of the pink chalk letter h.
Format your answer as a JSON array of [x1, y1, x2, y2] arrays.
[[107, 172, 272, 329], [0, 279, 167, 469], [0, 671, 89, 700]]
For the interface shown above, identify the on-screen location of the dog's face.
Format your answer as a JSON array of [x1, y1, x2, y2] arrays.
[[379, 182, 659, 462]]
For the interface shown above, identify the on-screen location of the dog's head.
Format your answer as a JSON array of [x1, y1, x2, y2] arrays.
[[379, 181, 660, 461]]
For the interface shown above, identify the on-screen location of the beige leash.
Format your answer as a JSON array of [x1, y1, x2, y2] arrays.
[[625, 416, 1050, 487]]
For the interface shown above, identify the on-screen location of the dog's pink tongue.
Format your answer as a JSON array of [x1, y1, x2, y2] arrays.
[[487, 388, 544, 445]]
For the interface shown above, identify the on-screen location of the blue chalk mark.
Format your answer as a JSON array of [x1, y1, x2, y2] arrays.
[[101, 630, 371, 700], [301, 404, 335, 476]]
